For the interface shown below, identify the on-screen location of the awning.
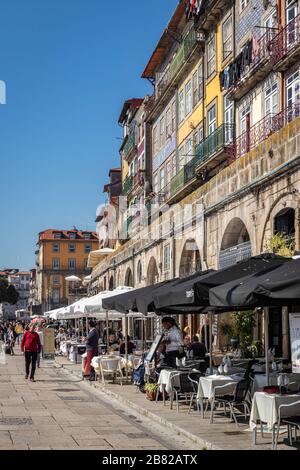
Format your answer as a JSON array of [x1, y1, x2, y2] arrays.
[[87, 248, 115, 268]]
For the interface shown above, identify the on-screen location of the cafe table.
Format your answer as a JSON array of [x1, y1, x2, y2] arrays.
[[252, 373, 300, 394], [250, 391, 300, 448], [157, 369, 191, 405], [197, 374, 241, 418]]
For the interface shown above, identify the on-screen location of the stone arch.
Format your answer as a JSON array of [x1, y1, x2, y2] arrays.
[[136, 260, 143, 285], [179, 239, 201, 278], [146, 257, 159, 286], [219, 218, 252, 268], [124, 268, 134, 287], [260, 192, 300, 252]]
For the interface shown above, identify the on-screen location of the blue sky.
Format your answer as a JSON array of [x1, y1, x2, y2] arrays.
[[0, 0, 177, 270]]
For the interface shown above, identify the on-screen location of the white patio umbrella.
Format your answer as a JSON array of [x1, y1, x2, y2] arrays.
[[65, 275, 82, 282]]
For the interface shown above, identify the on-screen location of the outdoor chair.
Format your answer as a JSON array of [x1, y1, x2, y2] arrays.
[[170, 372, 197, 413], [98, 356, 123, 386], [274, 400, 300, 450], [187, 372, 204, 415], [210, 378, 251, 427]]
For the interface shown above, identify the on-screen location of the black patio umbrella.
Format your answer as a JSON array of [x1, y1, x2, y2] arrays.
[[209, 257, 292, 308], [253, 258, 300, 303], [153, 254, 288, 312], [102, 280, 176, 315]]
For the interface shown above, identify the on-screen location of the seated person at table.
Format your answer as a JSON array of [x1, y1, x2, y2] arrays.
[[188, 336, 207, 359], [55, 327, 66, 350], [184, 335, 191, 349], [108, 334, 119, 352], [120, 336, 136, 355]]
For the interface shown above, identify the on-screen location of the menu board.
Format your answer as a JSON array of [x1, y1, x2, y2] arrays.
[[145, 334, 164, 363], [43, 328, 55, 359], [289, 313, 300, 373]]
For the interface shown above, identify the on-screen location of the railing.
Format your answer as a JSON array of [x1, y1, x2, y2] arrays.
[[195, 124, 234, 165], [133, 171, 145, 188], [123, 175, 133, 195], [123, 133, 136, 158], [170, 168, 185, 197], [219, 241, 252, 269], [228, 30, 273, 92], [233, 104, 300, 160], [270, 14, 300, 63]]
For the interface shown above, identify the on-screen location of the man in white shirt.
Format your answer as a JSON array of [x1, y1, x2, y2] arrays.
[[161, 317, 184, 368]]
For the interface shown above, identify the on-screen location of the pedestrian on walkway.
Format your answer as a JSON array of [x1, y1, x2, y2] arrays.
[[84, 320, 99, 379], [15, 322, 24, 345], [7, 325, 15, 356], [20, 323, 41, 382]]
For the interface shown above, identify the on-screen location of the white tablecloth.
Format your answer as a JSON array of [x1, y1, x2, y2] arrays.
[[157, 369, 182, 394], [91, 355, 140, 373], [250, 392, 300, 430], [197, 375, 240, 400], [252, 373, 300, 394]]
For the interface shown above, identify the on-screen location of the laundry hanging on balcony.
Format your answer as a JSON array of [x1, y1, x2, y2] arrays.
[[185, 0, 203, 21], [219, 39, 253, 91]]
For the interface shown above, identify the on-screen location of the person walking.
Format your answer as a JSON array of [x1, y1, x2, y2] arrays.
[[15, 322, 24, 345], [7, 325, 15, 356], [20, 324, 41, 382], [84, 320, 99, 379]]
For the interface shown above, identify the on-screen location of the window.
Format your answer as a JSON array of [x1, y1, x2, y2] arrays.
[[159, 167, 165, 191], [166, 160, 172, 185], [52, 289, 60, 305], [171, 101, 176, 132], [240, 105, 251, 135], [69, 244, 76, 253], [207, 104, 217, 135], [52, 258, 60, 270], [185, 80, 192, 116], [83, 233, 91, 240], [163, 244, 171, 271], [198, 64, 204, 101], [186, 138, 193, 163], [52, 244, 59, 253], [153, 172, 158, 195], [68, 259, 76, 270], [179, 90, 185, 123], [153, 125, 158, 155], [69, 233, 76, 240], [178, 145, 185, 168], [265, 9, 278, 40], [85, 244, 91, 253], [53, 276, 60, 285], [54, 232, 62, 239], [265, 82, 278, 116], [193, 71, 199, 107], [160, 116, 165, 148], [222, 15, 233, 60], [166, 108, 172, 138], [207, 35, 216, 78], [286, 71, 300, 120], [224, 95, 234, 143], [240, 0, 249, 12]]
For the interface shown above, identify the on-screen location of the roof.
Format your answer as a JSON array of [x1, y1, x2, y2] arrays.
[[39, 229, 99, 241], [118, 98, 144, 124], [142, 0, 186, 79]]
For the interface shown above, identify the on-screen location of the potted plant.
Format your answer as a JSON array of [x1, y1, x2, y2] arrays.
[[232, 310, 256, 358], [144, 383, 159, 401]]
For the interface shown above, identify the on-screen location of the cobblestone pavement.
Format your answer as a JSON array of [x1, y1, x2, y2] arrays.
[[0, 349, 200, 450]]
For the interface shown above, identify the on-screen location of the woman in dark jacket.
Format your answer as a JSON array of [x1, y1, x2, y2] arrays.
[[84, 320, 99, 378]]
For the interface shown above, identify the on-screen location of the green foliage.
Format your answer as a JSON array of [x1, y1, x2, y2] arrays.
[[251, 340, 263, 357], [265, 232, 295, 257], [0, 277, 19, 305], [220, 322, 234, 338], [231, 310, 256, 358], [144, 383, 159, 393]]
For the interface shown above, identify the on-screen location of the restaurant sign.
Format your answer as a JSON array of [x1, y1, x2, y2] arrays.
[[43, 328, 55, 360], [289, 313, 300, 373]]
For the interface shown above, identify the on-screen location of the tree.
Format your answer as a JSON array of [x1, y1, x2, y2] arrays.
[[0, 277, 19, 304]]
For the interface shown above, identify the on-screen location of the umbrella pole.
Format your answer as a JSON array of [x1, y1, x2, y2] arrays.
[[125, 314, 129, 383], [106, 311, 109, 353], [264, 307, 270, 386], [209, 312, 213, 375]]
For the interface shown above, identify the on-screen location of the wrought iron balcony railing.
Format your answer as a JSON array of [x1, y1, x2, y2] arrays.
[[219, 241, 252, 269], [123, 175, 133, 195], [270, 14, 300, 65], [232, 104, 300, 160], [170, 168, 185, 197], [195, 123, 234, 165], [123, 133, 137, 159]]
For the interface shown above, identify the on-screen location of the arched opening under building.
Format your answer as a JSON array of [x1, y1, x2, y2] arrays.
[[219, 218, 252, 269], [179, 239, 201, 278], [274, 208, 295, 240], [109, 276, 114, 291], [146, 257, 159, 286], [124, 268, 134, 287]]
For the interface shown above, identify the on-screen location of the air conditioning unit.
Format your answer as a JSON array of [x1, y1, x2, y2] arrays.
[[197, 32, 206, 42]]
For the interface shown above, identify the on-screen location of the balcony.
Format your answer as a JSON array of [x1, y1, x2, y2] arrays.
[[132, 171, 145, 190], [170, 168, 185, 197], [123, 175, 133, 195], [227, 31, 274, 101], [233, 104, 300, 161], [219, 241, 252, 269], [123, 133, 137, 160], [270, 14, 300, 72], [194, 124, 234, 171]]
